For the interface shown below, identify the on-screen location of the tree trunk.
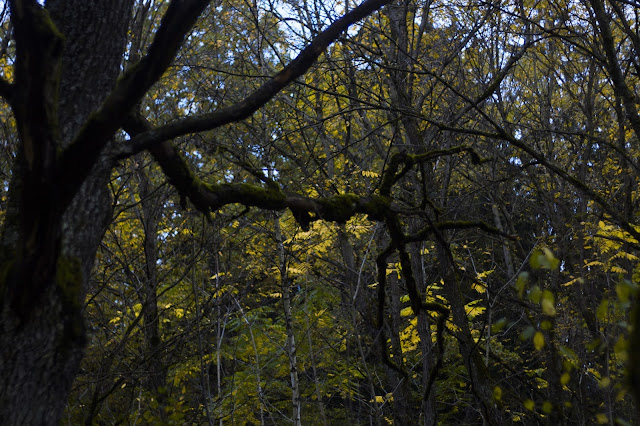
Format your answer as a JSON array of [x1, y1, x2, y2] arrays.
[[0, 2, 133, 423], [274, 216, 302, 425], [137, 166, 167, 415]]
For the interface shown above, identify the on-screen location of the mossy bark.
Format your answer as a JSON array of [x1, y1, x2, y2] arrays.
[[0, 1, 133, 423]]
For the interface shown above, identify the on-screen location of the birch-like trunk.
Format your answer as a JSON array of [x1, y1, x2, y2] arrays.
[[274, 216, 302, 425]]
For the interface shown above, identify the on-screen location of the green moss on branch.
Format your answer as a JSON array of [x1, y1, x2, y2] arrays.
[[316, 193, 359, 222], [198, 181, 287, 211]]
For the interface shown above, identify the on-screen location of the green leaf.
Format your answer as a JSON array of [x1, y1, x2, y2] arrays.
[[596, 299, 609, 321], [491, 318, 507, 333], [614, 336, 628, 361], [558, 345, 579, 367], [540, 320, 552, 330], [616, 280, 638, 304], [520, 326, 535, 341], [528, 285, 542, 304], [530, 248, 559, 270]]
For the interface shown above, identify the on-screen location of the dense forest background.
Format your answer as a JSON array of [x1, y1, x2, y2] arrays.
[[1, 0, 640, 424]]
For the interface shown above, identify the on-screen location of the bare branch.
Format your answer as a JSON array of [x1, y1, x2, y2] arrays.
[[118, 0, 392, 158]]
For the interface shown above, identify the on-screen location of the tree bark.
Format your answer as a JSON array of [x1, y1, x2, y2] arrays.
[[0, 2, 132, 423]]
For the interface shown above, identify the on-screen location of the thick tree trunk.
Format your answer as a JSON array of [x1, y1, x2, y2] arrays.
[[0, 2, 133, 423]]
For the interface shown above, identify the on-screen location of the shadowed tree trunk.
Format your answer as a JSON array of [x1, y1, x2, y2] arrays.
[[0, 1, 133, 423]]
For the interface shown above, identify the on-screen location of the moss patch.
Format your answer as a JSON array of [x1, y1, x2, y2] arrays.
[[317, 193, 359, 222], [56, 256, 86, 348], [359, 195, 390, 221]]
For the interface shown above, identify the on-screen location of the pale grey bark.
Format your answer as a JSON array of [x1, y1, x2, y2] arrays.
[[274, 216, 302, 425]]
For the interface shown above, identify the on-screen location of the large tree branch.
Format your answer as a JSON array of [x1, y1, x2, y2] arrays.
[[56, 0, 211, 205], [5, 0, 65, 313], [117, 0, 393, 159]]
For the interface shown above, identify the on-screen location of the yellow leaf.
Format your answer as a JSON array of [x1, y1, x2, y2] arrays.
[[596, 299, 609, 321], [524, 399, 535, 411], [472, 281, 486, 294], [476, 269, 495, 279], [533, 331, 545, 350], [616, 389, 627, 401], [541, 290, 556, 316], [561, 277, 583, 287], [528, 285, 542, 304], [361, 170, 380, 178], [610, 265, 627, 274], [493, 386, 502, 401], [400, 306, 413, 317]]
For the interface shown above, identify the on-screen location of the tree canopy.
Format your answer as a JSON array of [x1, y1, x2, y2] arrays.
[[0, 0, 640, 424]]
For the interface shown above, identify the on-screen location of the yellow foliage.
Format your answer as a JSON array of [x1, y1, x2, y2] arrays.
[[464, 299, 486, 318], [400, 317, 419, 352], [361, 170, 380, 178]]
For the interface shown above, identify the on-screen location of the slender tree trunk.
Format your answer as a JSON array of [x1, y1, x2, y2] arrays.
[[437, 241, 501, 424], [274, 216, 302, 425], [137, 167, 167, 417], [410, 239, 436, 425], [387, 272, 411, 424]]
